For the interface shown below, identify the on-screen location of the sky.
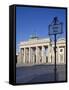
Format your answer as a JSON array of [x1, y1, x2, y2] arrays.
[[16, 6, 66, 53]]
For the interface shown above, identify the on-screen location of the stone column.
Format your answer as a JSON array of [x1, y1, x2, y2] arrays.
[[51, 46, 55, 64], [64, 46, 66, 64], [24, 48, 25, 64], [17, 48, 22, 64], [62, 47, 64, 64], [63, 48, 65, 64], [20, 48, 22, 63], [48, 44, 51, 63], [21, 48, 24, 63], [36, 46, 39, 64], [30, 48, 33, 64], [57, 46, 59, 64], [29, 47, 31, 64], [42, 46, 45, 63]]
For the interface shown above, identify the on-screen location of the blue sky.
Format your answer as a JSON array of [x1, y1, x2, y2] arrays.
[[16, 6, 66, 53]]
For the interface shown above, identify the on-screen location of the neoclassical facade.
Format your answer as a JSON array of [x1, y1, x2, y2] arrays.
[[17, 37, 66, 65]]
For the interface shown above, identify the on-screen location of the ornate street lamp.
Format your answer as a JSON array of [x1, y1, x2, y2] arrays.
[[48, 17, 63, 81]]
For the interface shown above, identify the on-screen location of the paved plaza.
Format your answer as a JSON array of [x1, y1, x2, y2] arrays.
[[16, 64, 66, 83]]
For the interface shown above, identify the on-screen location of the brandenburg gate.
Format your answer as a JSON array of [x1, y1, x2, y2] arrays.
[[17, 37, 66, 65]]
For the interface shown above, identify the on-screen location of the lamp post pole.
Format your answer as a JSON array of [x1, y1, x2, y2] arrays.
[[54, 34, 56, 81], [53, 17, 57, 81]]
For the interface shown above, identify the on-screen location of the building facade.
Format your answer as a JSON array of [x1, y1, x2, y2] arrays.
[[17, 37, 66, 65]]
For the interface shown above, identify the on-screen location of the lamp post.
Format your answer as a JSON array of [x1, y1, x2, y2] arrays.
[[48, 17, 63, 81]]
